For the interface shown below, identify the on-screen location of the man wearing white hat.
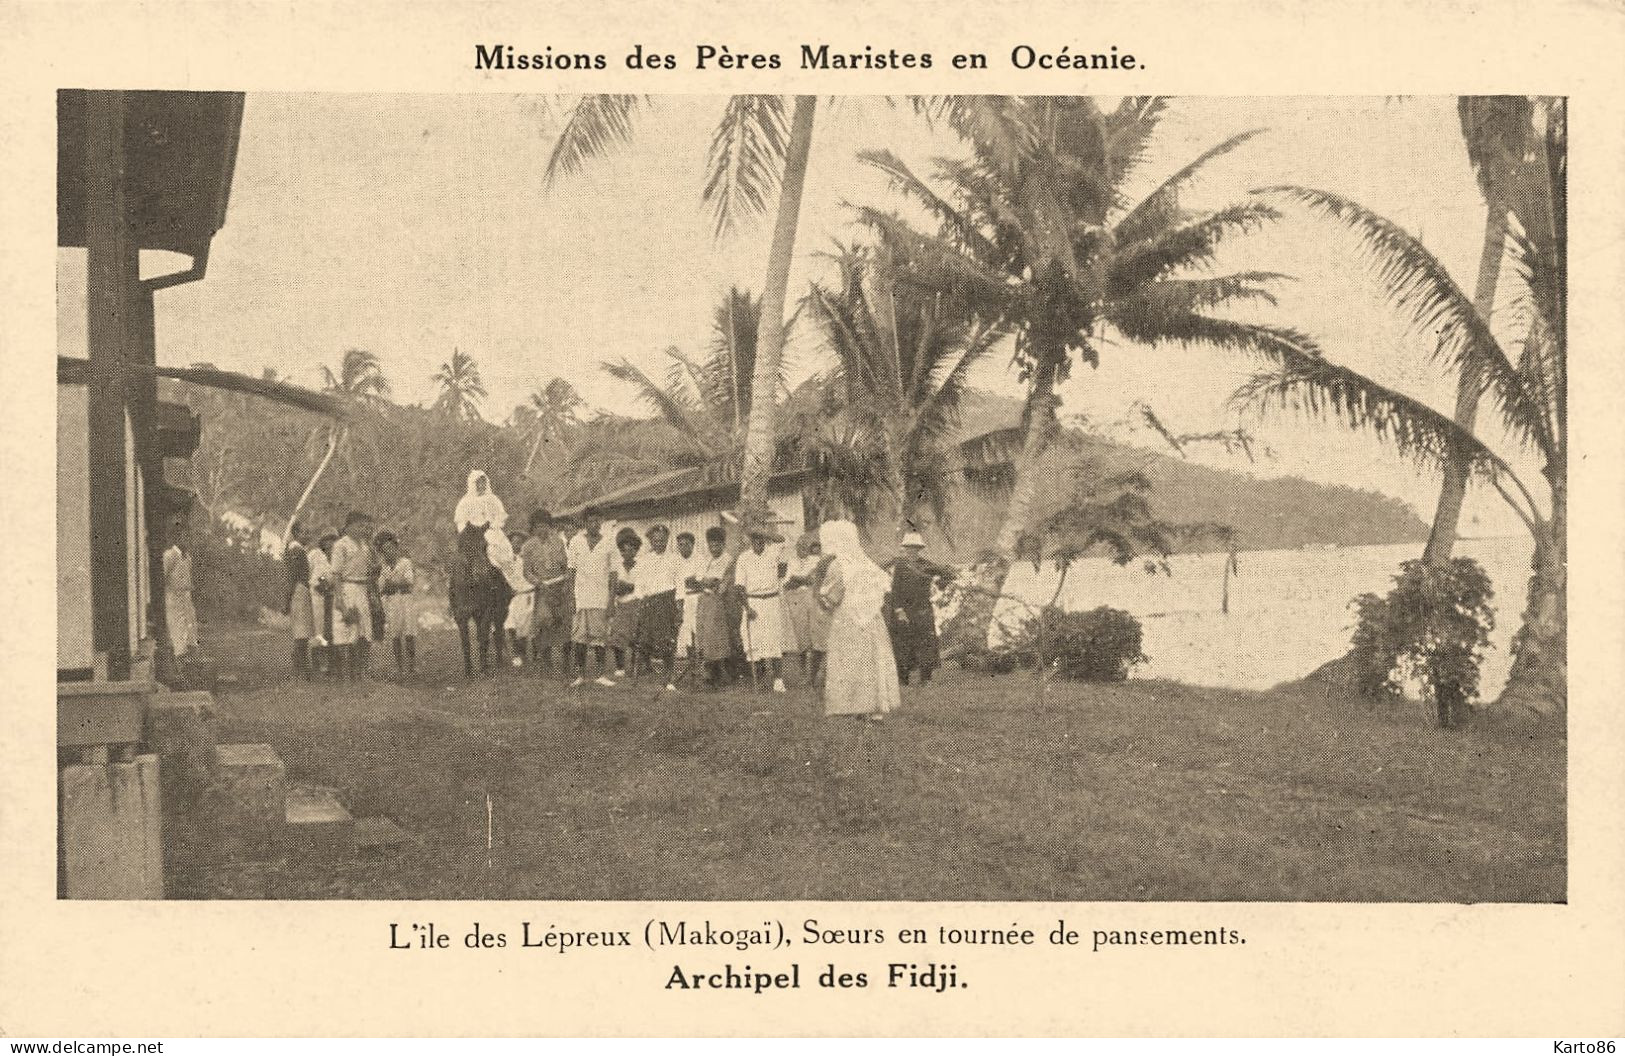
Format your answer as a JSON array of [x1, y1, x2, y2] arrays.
[[888, 530, 952, 686]]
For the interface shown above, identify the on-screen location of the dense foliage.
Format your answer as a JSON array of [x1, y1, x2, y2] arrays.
[[957, 605, 1148, 684], [1349, 557, 1496, 728]]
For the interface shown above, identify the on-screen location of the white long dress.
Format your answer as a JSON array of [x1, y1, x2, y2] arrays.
[[819, 556, 900, 718]]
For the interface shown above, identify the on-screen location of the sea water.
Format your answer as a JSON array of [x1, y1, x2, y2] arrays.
[[988, 536, 1534, 698]]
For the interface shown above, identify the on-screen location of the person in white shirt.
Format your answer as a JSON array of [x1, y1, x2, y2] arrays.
[[734, 520, 788, 693], [636, 523, 681, 688], [565, 507, 617, 686], [502, 529, 534, 666], [674, 530, 702, 665]]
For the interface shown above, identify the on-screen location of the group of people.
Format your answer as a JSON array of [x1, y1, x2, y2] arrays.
[[282, 509, 418, 682], [275, 468, 955, 722]]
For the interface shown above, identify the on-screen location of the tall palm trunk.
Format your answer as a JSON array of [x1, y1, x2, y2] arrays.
[[737, 95, 816, 510], [1498, 471, 1566, 718], [1422, 204, 1508, 564], [960, 355, 1063, 645]]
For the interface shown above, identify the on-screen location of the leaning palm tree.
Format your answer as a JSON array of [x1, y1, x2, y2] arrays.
[[802, 241, 1012, 535], [858, 96, 1280, 603], [320, 347, 392, 404], [1425, 96, 1558, 565], [1237, 106, 1565, 716], [431, 348, 487, 421], [545, 94, 818, 516]]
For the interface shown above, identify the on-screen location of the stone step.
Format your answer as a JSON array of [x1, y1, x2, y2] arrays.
[[283, 783, 353, 857], [202, 743, 286, 861], [351, 816, 411, 855]]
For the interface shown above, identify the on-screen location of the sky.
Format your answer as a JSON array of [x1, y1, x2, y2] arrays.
[[57, 94, 1541, 537]]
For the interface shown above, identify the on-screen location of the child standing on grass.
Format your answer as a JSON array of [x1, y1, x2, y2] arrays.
[[330, 511, 376, 683], [566, 507, 617, 687], [608, 526, 643, 678], [375, 530, 417, 679], [503, 528, 533, 666], [284, 519, 315, 680], [309, 527, 339, 679]]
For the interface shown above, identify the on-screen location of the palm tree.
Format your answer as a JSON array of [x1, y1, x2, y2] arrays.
[[320, 348, 392, 403], [431, 348, 487, 421], [516, 376, 585, 479], [595, 288, 776, 466], [1237, 102, 1565, 716], [545, 94, 817, 518], [1424, 96, 1551, 565], [801, 241, 1012, 534], [857, 97, 1280, 597]]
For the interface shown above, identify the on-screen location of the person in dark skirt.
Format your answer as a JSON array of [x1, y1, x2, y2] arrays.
[[888, 531, 953, 685], [636, 523, 681, 689]]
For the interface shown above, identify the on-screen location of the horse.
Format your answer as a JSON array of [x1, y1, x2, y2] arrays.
[[449, 523, 512, 677]]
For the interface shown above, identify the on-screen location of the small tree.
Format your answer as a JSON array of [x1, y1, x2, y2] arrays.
[[1349, 557, 1496, 729]]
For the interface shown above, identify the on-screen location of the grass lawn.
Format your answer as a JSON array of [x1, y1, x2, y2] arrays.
[[169, 625, 1566, 902]]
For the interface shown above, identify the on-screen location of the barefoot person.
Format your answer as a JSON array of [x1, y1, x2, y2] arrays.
[[690, 525, 736, 689], [565, 507, 617, 687], [330, 511, 377, 682], [520, 509, 570, 675], [734, 516, 788, 693], [818, 519, 900, 722], [781, 529, 830, 688], [375, 530, 418, 678], [637, 524, 681, 689]]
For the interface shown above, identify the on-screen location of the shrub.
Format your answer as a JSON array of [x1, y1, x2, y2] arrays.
[[1348, 557, 1495, 728], [1042, 605, 1148, 682]]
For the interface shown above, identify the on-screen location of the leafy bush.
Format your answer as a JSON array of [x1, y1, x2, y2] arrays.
[[1348, 557, 1495, 728], [955, 604, 1147, 683], [1043, 606, 1148, 682]]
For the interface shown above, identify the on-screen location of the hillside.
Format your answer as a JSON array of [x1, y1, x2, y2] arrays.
[[168, 380, 1426, 582], [931, 394, 1428, 559]]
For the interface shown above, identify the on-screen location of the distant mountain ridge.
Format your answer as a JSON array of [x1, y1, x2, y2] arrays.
[[937, 393, 1429, 558]]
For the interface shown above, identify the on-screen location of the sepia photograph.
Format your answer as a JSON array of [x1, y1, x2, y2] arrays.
[[55, 90, 1567, 904]]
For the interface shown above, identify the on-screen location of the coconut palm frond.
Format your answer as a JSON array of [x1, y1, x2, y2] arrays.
[[1108, 203, 1282, 293], [912, 319, 1010, 445], [1101, 96, 1170, 188], [1115, 129, 1266, 244], [857, 148, 999, 259], [852, 206, 1010, 304], [600, 357, 713, 450], [923, 95, 1039, 177], [1230, 343, 1520, 491], [1256, 184, 1558, 463], [704, 94, 790, 237], [544, 94, 647, 186]]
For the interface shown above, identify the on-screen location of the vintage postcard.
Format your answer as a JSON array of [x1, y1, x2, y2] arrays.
[[1, 0, 1622, 1040]]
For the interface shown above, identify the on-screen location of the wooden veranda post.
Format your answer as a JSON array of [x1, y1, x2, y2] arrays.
[[85, 90, 136, 680]]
